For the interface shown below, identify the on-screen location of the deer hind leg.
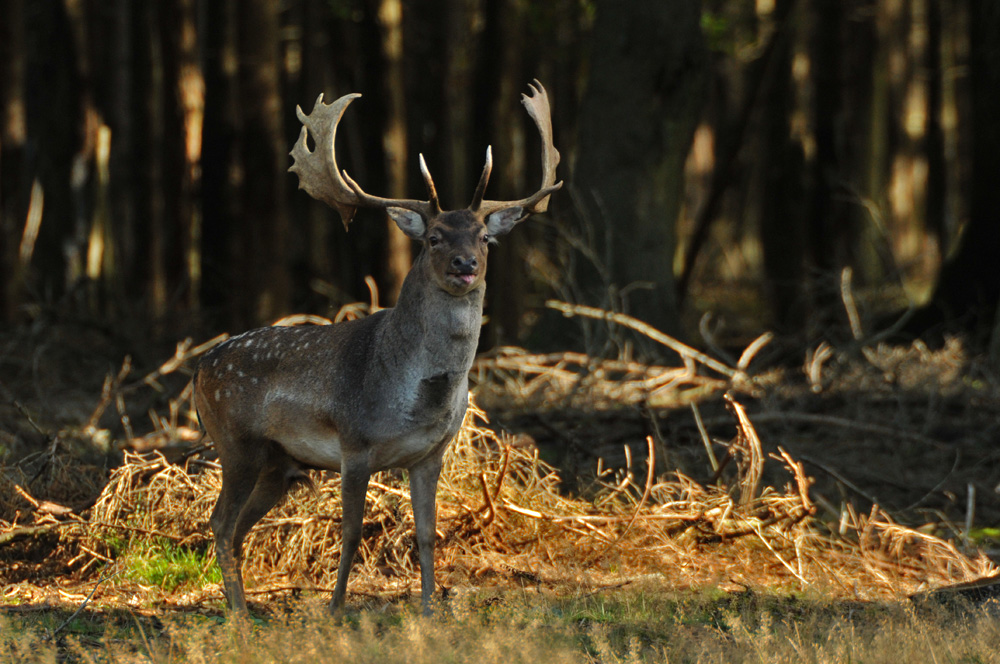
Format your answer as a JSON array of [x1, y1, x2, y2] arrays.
[[329, 455, 371, 613], [212, 441, 294, 615]]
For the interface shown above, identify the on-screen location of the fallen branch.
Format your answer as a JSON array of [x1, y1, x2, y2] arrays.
[[0, 523, 64, 546], [545, 300, 738, 379]]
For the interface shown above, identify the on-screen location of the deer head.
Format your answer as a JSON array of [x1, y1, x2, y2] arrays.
[[288, 80, 562, 296]]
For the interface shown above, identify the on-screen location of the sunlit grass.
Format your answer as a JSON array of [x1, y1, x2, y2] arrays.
[[2, 587, 999, 663], [119, 537, 221, 593]]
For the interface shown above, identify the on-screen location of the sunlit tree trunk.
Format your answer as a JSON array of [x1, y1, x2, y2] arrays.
[[442, 0, 478, 210], [377, 0, 411, 304], [174, 0, 204, 315]]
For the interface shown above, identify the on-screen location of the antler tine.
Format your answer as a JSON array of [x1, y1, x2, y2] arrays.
[[419, 154, 442, 214], [289, 92, 436, 230], [468, 146, 493, 212], [478, 80, 563, 220], [340, 169, 437, 219]]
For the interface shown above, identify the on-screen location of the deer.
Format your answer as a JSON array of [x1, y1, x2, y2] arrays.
[[194, 80, 560, 617]]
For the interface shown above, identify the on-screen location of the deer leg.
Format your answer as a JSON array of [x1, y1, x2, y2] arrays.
[[211, 445, 262, 615], [409, 452, 444, 615], [230, 453, 294, 566], [329, 456, 371, 613]]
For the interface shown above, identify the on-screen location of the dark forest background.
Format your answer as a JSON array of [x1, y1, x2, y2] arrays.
[[2, 0, 999, 360]]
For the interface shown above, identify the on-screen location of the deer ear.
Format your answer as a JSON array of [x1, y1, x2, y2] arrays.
[[387, 207, 426, 239], [485, 206, 524, 237]]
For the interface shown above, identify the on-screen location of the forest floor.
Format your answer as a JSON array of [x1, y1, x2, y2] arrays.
[[1, 309, 1000, 662]]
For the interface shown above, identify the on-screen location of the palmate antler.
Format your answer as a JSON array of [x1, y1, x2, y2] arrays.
[[288, 80, 562, 228], [288, 93, 441, 230], [472, 80, 562, 220]]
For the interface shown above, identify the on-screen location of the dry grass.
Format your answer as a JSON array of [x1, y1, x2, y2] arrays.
[[3, 587, 1000, 663], [3, 389, 988, 611]]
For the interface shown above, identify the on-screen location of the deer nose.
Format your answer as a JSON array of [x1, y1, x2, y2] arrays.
[[450, 256, 478, 272]]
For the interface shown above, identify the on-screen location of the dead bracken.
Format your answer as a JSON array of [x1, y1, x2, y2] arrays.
[[1, 304, 996, 610]]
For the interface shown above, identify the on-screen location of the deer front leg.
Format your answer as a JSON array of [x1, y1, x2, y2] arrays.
[[329, 456, 372, 613], [409, 452, 444, 615]]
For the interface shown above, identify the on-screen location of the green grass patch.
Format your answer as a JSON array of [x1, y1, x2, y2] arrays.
[[120, 538, 221, 592]]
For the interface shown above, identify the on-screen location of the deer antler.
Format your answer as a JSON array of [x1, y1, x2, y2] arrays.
[[289, 93, 440, 231], [472, 80, 563, 219], [290, 82, 560, 230]]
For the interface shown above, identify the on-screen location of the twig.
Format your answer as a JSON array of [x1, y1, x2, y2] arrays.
[[579, 580, 632, 599], [725, 395, 764, 504], [89, 521, 193, 542], [479, 473, 497, 526], [800, 456, 882, 506], [605, 436, 656, 551], [12, 400, 47, 438], [698, 313, 738, 367], [964, 482, 976, 549], [690, 402, 719, 472], [699, 411, 943, 448], [545, 300, 737, 379], [14, 484, 41, 509], [751, 525, 810, 587], [774, 447, 815, 516], [643, 408, 669, 473], [127, 608, 156, 661], [49, 567, 119, 639], [840, 266, 864, 341], [805, 343, 834, 393], [902, 449, 960, 512], [737, 332, 774, 372]]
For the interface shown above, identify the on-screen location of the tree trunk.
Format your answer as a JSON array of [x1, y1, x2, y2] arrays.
[[572, 0, 707, 342], [200, 0, 240, 325], [910, 0, 1000, 344], [236, 0, 290, 324], [758, 0, 805, 331], [477, 0, 527, 347], [377, 0, 411, 304], [0, 0, 27, 320], [804, 0, 849, 329]]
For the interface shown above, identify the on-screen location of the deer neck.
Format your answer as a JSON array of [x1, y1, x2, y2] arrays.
[[378, 251, 484, 376]]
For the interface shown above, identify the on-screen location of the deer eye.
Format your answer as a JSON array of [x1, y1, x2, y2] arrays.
[[428, 235, 440, 247], [481, 234, 490, 245]]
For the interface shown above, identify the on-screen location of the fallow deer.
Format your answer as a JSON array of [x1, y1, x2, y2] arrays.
[[194, 81, 560, 616]]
